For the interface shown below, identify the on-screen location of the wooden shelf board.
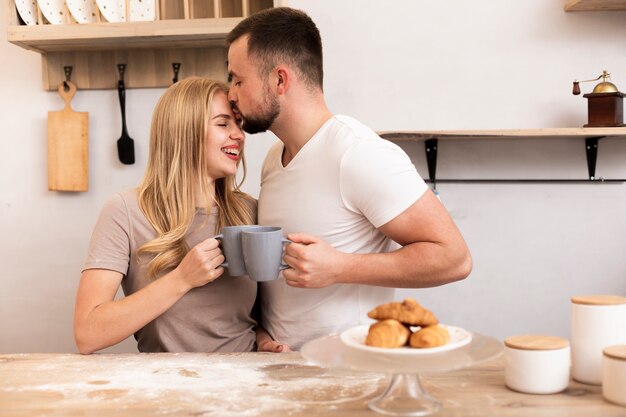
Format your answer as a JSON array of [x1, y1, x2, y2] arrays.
[[378, 127, 626, 141], [7, 18, 243, 53], [564, 0, 626, 11], [41, 47, 228, 90], [6, 1, 279, 90]]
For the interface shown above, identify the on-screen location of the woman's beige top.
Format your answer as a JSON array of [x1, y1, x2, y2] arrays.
[[83, 189, 257, 353]]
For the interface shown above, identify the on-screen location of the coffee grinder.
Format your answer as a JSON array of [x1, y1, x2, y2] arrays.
[[572, 70, 624, 127]]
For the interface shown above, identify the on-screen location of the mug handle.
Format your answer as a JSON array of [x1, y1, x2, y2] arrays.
[[213, 234, 228, 268], [280, 238, 292, 270]]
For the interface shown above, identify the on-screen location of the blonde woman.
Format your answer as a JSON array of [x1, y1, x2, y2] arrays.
[[74, 77, 281, 353]]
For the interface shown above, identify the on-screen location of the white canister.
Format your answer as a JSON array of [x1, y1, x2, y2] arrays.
[[603, 345, 626, 406], [504, 335, 570, 394], [571, 295, 626, 385]]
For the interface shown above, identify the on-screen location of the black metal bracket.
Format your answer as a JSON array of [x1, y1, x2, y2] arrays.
[[425, 138, 438, 189], [422, 135, 626, 184], [585, 136, 602, 180]]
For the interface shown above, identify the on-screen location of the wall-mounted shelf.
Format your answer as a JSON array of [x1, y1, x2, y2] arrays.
[[7, 18, 245, 52], [6, 0, 279, 90], [564, 0, 626, 11], [379, 128, 626, 184]]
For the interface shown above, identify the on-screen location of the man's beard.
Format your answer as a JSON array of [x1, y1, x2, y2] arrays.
[[241, 92, 280, 135]]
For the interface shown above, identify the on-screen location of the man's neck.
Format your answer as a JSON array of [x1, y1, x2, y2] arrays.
[[272, 94, 333, 167]]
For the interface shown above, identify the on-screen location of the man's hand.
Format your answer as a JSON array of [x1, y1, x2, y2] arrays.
[[255, 327, 292, 353], [257, 339, 292, 353], [282, 233, 347, 288]]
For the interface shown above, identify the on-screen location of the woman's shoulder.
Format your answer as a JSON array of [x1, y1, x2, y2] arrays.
[[100, 188, 141, 217]]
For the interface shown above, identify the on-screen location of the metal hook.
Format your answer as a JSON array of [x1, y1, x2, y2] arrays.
[[172, 62, 181, 84], [63, 66, 73, 91], [117, 64, 126, 81]]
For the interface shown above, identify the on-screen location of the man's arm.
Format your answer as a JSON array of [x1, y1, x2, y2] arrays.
[[282, 189, 472, 288]]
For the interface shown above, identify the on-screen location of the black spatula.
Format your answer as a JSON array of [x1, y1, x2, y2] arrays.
[[117, 64, 135, 165]]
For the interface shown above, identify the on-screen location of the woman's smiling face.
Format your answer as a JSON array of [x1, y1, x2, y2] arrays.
[[205, 91, 245, 181]]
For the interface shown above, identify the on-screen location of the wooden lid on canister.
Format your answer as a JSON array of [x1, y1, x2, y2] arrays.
[[604, 345, 626, 361], [504, 335, 569, 350], [571, 295, 626, 306]]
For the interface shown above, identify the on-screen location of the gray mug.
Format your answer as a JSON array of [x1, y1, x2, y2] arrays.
[[241, 226, 291, 282], [214, 225, 265, 276]]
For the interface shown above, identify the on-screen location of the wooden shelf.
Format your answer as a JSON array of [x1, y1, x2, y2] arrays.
[[378, 128, 626, 183], [6, 0, 279, 90], [378, 127, 626, 141], [564, 0, 626, 11], [7, 18, 243, 53]]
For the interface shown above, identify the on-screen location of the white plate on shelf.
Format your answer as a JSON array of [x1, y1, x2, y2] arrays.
[[37, 0, 67, 24], [340, 324, 472, 356], [129, 0, 155, 22], [96, 0, 155, 22], [96, 0, 124, 22], [67, 0, 99, 23], [15, 0, 38, 25]]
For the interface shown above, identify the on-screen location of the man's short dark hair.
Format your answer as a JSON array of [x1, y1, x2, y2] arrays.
[[227, 7, 324, 90]]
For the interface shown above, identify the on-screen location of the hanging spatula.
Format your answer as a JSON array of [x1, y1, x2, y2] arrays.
[[117, 64, 135, 165]]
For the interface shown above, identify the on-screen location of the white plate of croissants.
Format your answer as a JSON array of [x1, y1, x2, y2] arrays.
[[340, 298, 472, 355]]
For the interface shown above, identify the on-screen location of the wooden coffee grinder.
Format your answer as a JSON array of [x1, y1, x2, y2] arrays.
[[572, 70, 624, 127]]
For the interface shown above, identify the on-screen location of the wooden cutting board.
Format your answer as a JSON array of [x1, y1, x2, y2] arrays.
[[48, 81, 88, 192]]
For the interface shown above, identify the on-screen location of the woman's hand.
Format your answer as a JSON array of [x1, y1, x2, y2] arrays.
[[174, 237, 225, 291]]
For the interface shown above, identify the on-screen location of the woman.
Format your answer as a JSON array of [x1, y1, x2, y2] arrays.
[[74, 77, 283, 353]]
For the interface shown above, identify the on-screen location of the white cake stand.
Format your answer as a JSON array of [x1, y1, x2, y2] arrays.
[[301, 330, 502, 416]]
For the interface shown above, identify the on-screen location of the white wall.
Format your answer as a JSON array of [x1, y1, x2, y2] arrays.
[[1, 0, 625, 353]]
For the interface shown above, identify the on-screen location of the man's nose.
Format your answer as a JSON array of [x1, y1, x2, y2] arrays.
[[228, 89, 236, 103]]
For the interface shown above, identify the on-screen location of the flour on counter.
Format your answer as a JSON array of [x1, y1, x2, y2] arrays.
[[0, 353, 384, 416]]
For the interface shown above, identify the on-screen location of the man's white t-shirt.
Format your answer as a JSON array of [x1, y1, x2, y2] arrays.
[[258, 115, 428, 349]]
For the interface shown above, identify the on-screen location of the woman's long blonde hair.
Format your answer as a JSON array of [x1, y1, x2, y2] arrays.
[[137, 77, 255, 279]]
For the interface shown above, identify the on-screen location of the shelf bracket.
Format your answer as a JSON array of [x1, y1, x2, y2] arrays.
[[585, 136, 604, 180], [425, 138, 438, 189]]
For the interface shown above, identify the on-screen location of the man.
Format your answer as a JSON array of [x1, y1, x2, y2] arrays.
[[226, 7, 472, 350]]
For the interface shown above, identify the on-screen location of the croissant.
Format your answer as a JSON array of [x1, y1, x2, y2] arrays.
[[365, 319, 410, 348], [367, 298, 438, 326], [409, 325, 450, 348]]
